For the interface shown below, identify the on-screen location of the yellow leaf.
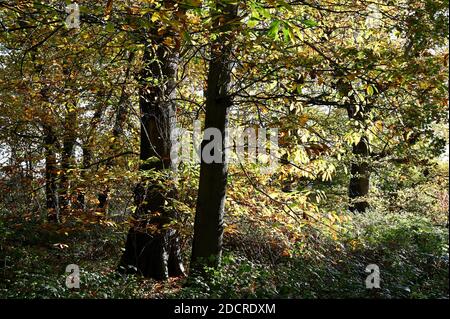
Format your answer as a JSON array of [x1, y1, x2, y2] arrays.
[[374, 120, 383, 131], [299, 114, 308, 126], [163, 37, 176, 48], [151, 12, 160, 22]]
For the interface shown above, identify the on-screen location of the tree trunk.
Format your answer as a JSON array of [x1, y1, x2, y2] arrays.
[[76, 145, 92, 210], [98, 52, 134, 213], [118, 44, 184, 280], [59, 107, 77, 216], [76, 97, 106, 210], [348, 137, 370, 212], [347, 105, 370, 212], [44, 125, 59, 222], [190, 3, 237, 271]]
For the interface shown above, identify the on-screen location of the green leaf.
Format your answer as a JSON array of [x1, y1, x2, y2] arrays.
[[268, 20, 281, 40], [105, 22, 115, 32], [301, 19, 318, 28], [257, 6, 271, 19], [282, 27, 290, 43], [247, 18, 259, 28]]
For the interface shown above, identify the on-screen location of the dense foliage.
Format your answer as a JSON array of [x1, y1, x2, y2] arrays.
[[0, 0, 448, 299]]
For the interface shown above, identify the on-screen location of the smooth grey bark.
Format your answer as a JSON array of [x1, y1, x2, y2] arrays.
[[190, 3, 238, 271]]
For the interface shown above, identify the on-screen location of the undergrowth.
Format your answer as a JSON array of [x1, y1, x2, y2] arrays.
[[1, 208, 448, 299]]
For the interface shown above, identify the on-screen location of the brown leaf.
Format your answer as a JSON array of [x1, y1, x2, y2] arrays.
[[105, 0, 113, 20]]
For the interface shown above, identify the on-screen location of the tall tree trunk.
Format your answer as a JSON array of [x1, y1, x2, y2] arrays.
[[44, 125, 59, 222], [348, 137, 370, 212], [76, 145, 92, 210], [347, 105, 370, 212], [118, 44, 184, 280], [190, 3, 237, 271], [98, 52, 134, 213], [76, 92, 108, 210], [59, 107, 77, 216]]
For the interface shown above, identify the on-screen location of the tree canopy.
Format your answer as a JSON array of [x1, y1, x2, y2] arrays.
[[0, 0, 448, 300]]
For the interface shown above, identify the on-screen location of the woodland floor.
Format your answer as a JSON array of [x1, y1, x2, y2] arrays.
[[1, 208, 448, 299]]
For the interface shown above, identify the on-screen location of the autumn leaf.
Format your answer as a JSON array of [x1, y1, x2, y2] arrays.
[[104, 0, 113, 20]]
